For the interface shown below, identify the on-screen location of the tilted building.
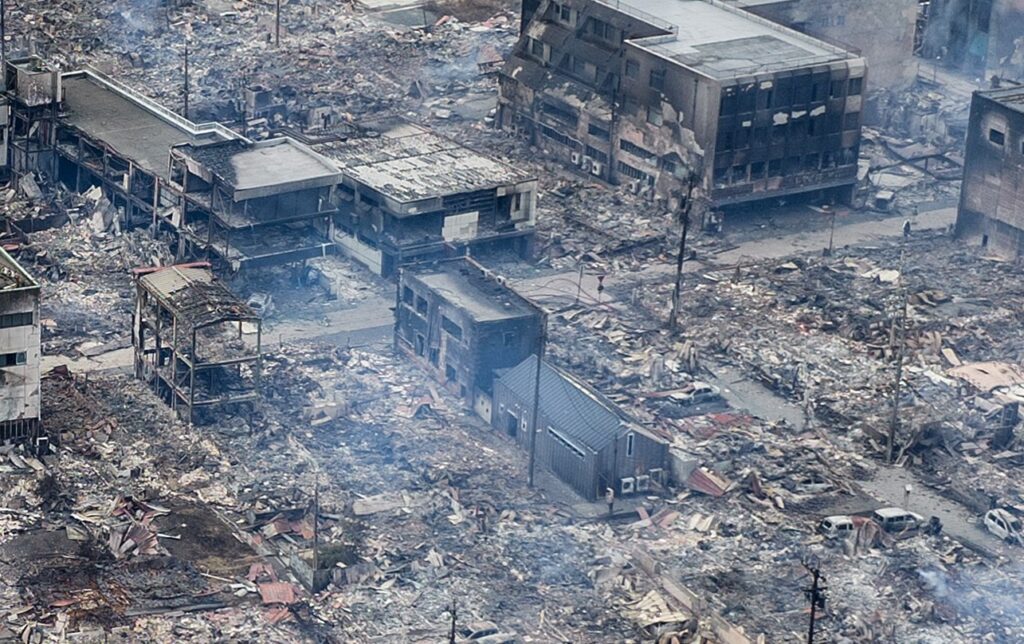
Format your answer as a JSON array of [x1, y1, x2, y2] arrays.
[[956, 87, 1024, 255], [0, 247, 41, 444], [503, 0, 866, 208]]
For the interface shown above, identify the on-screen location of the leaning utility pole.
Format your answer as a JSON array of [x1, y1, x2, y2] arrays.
[[804, 562, 827, 643], [527, 316, 547, 488], [668, 173, 698, 329]]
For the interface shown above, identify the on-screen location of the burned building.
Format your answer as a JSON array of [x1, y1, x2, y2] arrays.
[[493, 355, 669, 502], [725, 0, 919, 91], [0, 247, 40, 443], [500, 0, 866, 208], [956, 86, 1024, 254], [920, 0, 1024, 81], [133, 264, 262, 424], [314, 120, 537, 277], [168, 138, 342, 272], [394, 259, 543, 418]]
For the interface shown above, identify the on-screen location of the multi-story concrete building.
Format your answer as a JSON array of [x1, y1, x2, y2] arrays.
[[920, 0, 1024, 82], [0, 247, 41, 444], [502, 0, 867, 208], [956, 86, 1024, 254]]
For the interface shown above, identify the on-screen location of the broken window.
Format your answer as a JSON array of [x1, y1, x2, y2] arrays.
[[750, 161, 765, 179], [731, 164, 747, 183], [445, 364, 457, 381], [0, 312, 33, 328], [0, 352, 26, 367], [753, 127, 767, 145], [805, 153, 820, 170], [585, 145, 608, 164], [441, 316, 463, 341], [617, 161, 649, 182], [771, 122, 786, 143], [713, 165, 729, 188], [829, 79, 844, 99], [588, 123, 610, 140], [844, 112, 860, 130], [649, 69, 666, 91], [848, 77, 863, 95], [621, 139, 656, 161], [720, 91, 738, 116], [415, 296, 428, 316], [540, 125, 574, 147], [402, 286, 414, 305], [990, 128, 1006, 146], [590, 18, 616, 41], [661, 157, 677, 173], [768, 158, 783, 177], [625, 59, 639, 78], [415, 334, 425, 357], [717, 130, 734, 151], [646, 106, 664, 126], [786, 156, 801, 174], [531, 38, 546, 59]]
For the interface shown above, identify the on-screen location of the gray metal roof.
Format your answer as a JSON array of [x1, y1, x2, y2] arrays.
[[497, 355, 633, 453], [139, 266, 258, 329]]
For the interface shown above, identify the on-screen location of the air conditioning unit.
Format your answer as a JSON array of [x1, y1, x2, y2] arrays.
[[635, 475, 651, 492], [581, 156, 593, 172], [591, 162, 604, 176], [620, 477, 636, 495], [649, 468, 664, 485], [629, 180, 641, 194], [570, 152, 583, 166]]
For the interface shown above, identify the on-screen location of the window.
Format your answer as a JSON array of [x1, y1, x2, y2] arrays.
[[661, 158, 677, 173], [625, 59, 639, 78], [414, 334, 425, 356], [753, 127, 767, 145], [626, 432, 635, 457], [549, 427, 586, 459], [750, 161, 765, 179], [844, 111, 860, 130], [829, 79, 844, 99], [402, 286, 414, 305], [542, 102, 578, 126], [622, 96, 640, 116], [811, 82, 825, 102], [588, 123, 610, 140], [804, 153, 820, 170], [415, 296, 428, 316], [540, 125, 574, 147], [585, 145, 608, 164], [0, 312, 32, 328], [808, 117, 820, 136], [441, 315, 463, 341], [620, 139, 656, 162], [720, 92, 738, 115], [771, 122, 786, 142], [560, 3, 571, 22], [768, 158, 783, 177], [617, 161, 649, 182], [531, 38, 545, 59], [445, 364, 457, 381], [649, 69, 666, 91], [731, 164, 747, 183], [0, 352, 26, 367], [848, 77, 863, 96], [717, 129, 734, 151], [503, 332, 516, 347], [990, 128, 1006, 146], [590, 18, 616, 41], [646, 106, 663, 126], [786, 156, 801, 174]]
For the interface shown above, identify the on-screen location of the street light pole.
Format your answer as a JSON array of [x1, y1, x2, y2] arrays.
[[668, 174, 697, 329], [527, 317, 547, 488]]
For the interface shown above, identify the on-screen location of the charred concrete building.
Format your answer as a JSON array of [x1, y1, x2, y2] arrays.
[[503, 0, 866, 207], [920, 0, 1024, 81], [315, 121, 537, 277], [394, 259, 543, 418], [493, 355, 668, 502], [725, 0, 918, 91], [956, 86, 1024, 254], [0, 247, 40, 444]]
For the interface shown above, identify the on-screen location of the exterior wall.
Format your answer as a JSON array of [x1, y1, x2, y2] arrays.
[[394, 272, 543, 407], [956, 92, 1024, 255], [601, 430, 669, 494], [499, 0, 865, 207], [922, 0, 1024, 80], [0, 286, 41, 441], [737, 0, 917, 90]]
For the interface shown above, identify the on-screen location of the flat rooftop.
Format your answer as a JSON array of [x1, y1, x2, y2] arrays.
[[0, 247, 38, 292], [316, 122, 534, 204], [623, 0, 855, 78], [61, 73, 231, 181], [415, 267, 535, 323], [978, 87, 1024, 114], [180, 138, 342, 201]]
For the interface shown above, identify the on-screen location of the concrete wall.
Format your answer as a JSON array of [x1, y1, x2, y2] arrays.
[[0, 287, 41, 428], [957, 91, 1024, 256]]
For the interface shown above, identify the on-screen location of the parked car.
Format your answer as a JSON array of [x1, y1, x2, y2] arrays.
[[872, 507, 924, 535], [456, 621, 516, 644], [984, 508, 1023, 544], [670, 382, 721, 406], [818, 515, 856, 539]]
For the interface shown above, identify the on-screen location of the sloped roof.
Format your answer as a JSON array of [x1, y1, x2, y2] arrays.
[[497, 355, 655, 453]]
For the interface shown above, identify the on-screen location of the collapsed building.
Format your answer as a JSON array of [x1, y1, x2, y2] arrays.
[[394, 258, 543, 417], [132, 263, 263, 424], [313, 120, 537, 277], [503, 0, 866, 207], [956, 85, 1024, 254], [0, 246, 40, 444], [493, 355, 669, 501]]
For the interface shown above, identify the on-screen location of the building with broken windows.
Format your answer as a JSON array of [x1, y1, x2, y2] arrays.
[[314, 121, 537, 277], [394, 259, 543, 418], [133, 264, 262, 425], [920, 0, 1024, 82], [956, 86, 1024, 255], [0, 247, 40, 444], [501, 0, 866, 208], [493, 355, 669, 502], [167, 138, 342, 272]]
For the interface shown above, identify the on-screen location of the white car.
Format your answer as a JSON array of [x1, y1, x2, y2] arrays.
[[984, 509, 1023, 544], [670, 382, 721, 406]]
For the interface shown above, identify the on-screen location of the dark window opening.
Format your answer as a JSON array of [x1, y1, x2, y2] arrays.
[[721, 92, 738, 115], [844, 112, 860, 130], [0, 352, 26, 367], [848, 77, 863, 95], [649, 69, 666, 91], [626, 433, 635, 457], [585, 145, 608, 164], [990, 128, 1006, 146], [503, 332, 516, 347], [0, 312, 33, 328], [429, 348, 439, 367], [750, 161, 765, 179], [588, 123, 610, 140], [445, 364, 457, 381], [829, 79, 844, 99], [415, 296, 428, 316], [531, 38, 545, 58], [804, 153, 820, 170], [415, 334, 425, 357], [768, 159, 783, 177], [441, 315, 463, 341], [402, 286, 414, 305], [625, 59, 639, 78]]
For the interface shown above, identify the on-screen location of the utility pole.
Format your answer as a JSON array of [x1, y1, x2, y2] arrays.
[[826, 207, 837, 256], [1, 0, 6, 61], [183, 34, 190, 120], [668, 173, 697, 329], [527, 316, 547, 488], [275, 0, 282, 46], [448, 597, 458, 644], [803, 560, 827, 643], [887, 241, 909, 464], [312, 473, 320, 582]]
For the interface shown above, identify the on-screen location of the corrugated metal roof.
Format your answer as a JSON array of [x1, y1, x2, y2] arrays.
[[497, 355, 631, 452], [139, 265, 257, 328], [139, 266, 213, 299]]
